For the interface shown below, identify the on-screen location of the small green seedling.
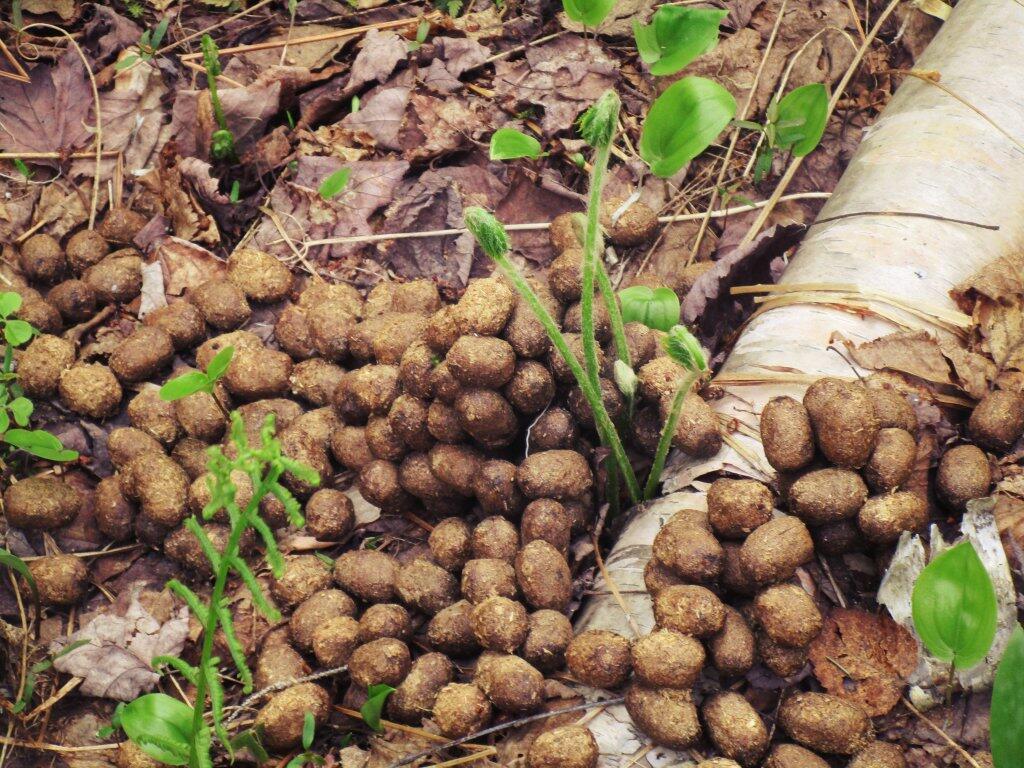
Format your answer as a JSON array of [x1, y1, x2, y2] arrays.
[[123, 413, 318, 768], [117, 16, 170, 71], [360, 684, 395, 733], [229, 181, 241, 203], [992, 624, 1024, 768], [911, 540, 998, 671], [742, 83, 829, 182], [12, 158, 33, 180], [0, 292, 78, 462], [639, 76, 737, 178], [562, 0, 617, 27], [318, 168, 352, 201], [200, 35, 237, 162], [159, 346, 233, 403], [618, 285, 680, 332], [408, 20, 430, 52], [489, 128, 544, 161], [633, 6, 726, 76], [286, 713, 325, 768]]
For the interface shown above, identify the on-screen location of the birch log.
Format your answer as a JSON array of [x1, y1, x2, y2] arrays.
[[576, 0, 1024, 762]]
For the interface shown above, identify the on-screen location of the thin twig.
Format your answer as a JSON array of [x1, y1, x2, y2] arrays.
[[900, 696, 983, 768], [591, 534, 641, 637], [224, 666, 349, 722], [154, 0, 276, 56], [386, 697, 626, 768], [294, 193, 830, 251], [179, 14, 435, 60]]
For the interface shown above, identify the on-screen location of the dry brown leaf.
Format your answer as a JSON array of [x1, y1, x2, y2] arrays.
[[952, 251, 1024, 310], [402, 92, 489, 162], [155, 238, 227, 296], [422, 37, 490, 95], [349, 29, 408, 92], [973, 298, 1024, 373], [939, 342, 996, 399], [0, 50, 93, 159], [808, 608, 918, 716], [340, 86, 412, 150], [52, 584, 189, 701], [492, 37, 618, 135], [21, 0, 77, 20], [836, 330, 954, 386]]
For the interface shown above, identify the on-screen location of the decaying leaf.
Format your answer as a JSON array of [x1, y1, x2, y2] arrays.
[[422, 36, 490, 94], [808, 608, 918, 716], [0, 50, 93, 159], [154, 237, 227, 296], [52, 584, 189, 701], [492, 37, 618, 135], [836, 330, 953, 386], [21, 0, 78, 20], [349, 29, 408, 92]]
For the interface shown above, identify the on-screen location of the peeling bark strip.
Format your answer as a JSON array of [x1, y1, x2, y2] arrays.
[[575, 0, 1024, 762]]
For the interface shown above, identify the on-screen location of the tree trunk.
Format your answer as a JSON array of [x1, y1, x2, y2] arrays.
[[576, 0, 1024, 761]]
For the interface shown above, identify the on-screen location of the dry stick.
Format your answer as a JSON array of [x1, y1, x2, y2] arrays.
[[900, 696, 983, 768], [386, 697, 627, 768], [16, 24, 102, 229], [0, 735, 117, 753], [684, 0, 789, 267], [591, 533, 642, 637], [179, 14, 435, 60], [739, 0, 904, 246], [224, 666, 349, 722], [298, 193, 830, 250], [154, 0, 276, 56]]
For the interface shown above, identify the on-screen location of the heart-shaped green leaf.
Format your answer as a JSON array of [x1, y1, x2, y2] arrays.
[[912, 540, 998, 670], [9, 396, 33, 426], [0, 292, 22, 317], [562, 0, 617, 27], [618, 285, 680, 332], [773, 83, 828, 157], [4, 319, 34, 347], [640, 76, 736, 178], [490, 128, 544, 161], [632, 7, 726, 76]]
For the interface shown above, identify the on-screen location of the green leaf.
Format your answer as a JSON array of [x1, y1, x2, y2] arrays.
[[120, 693, 195, 766], [489, 128, 544, 161], [301, 711, 316, 751], [205, 345, 235, 381], [632, 7, 726, 77], [3, 429, 78, 462], [562, 0, 616, 27], [773, 83, 828, 157], [0, 292, 22, 317], [912, 541, 998, 670], [639, 76, 737, 178], [664, 325, 707, 372], [229, 180, 241, 203], [151, 17, 171, 49], [4, 319, 35, 346], [618, 285, 680, 332], [160, 371, 211, 402], [0, 547, 38, 623], [116, 53, 140, 70], [13, 157, 33, 180], [992, 625, 1024, 768], [0, 410, 9, 433], [360, 684, 395, 733], [318, 168, 351, 200], [9, 396, 33, 427]]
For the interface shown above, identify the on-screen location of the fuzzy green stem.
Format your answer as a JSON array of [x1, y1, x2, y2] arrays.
[[643, 373, 698, 501], [187, 478, 269, 768], [580, 140, 612, 389], [594, 259, 631, 368], [489, 251, 641, 504]]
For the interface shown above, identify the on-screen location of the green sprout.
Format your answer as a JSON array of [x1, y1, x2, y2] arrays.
[[0, 292, 78, 462], [200, 35, 236, 162], [117, 16, 170, 71], [120, 412, 318, 767]]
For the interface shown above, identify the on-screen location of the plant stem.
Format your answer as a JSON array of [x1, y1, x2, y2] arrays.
[[643, 373, 698, 501], [580, 140, 612, 389], [594, 259, 631, 368], [187, 480, 268, 768], [489, 252, 641, 504]]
